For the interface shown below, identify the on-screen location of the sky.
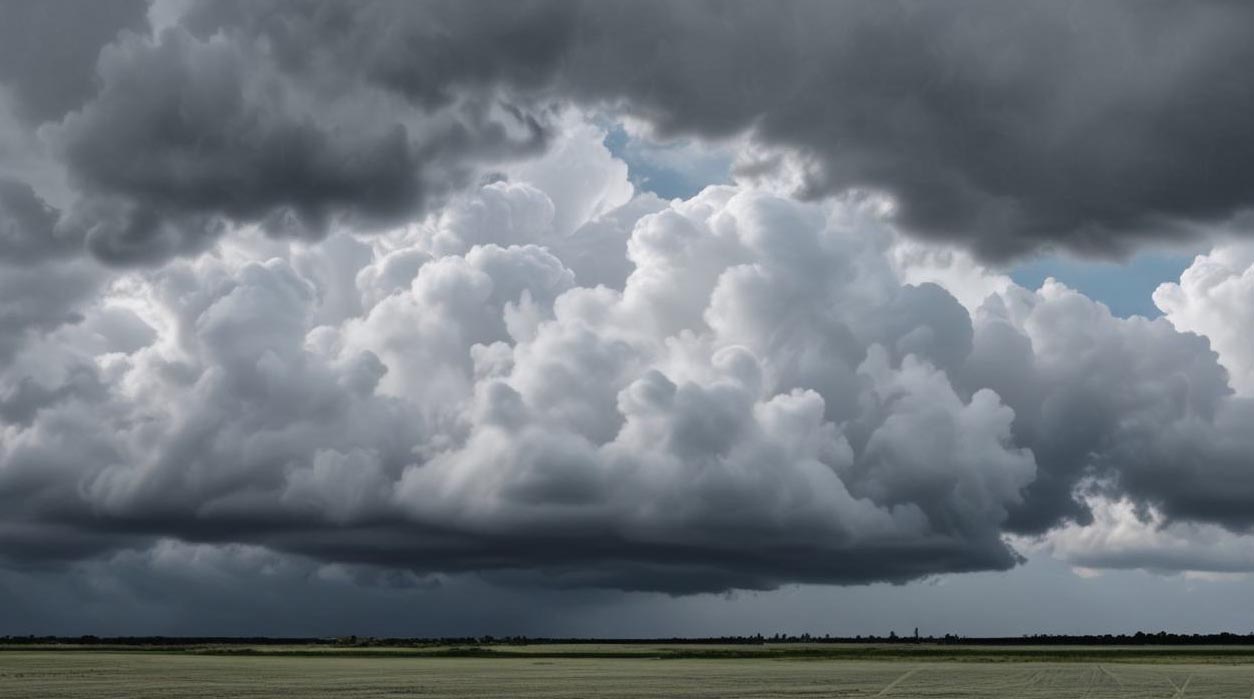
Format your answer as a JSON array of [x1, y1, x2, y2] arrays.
[[3, 0, 1254, 638]]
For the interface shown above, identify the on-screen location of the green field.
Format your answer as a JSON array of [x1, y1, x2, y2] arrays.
[[4, 646, 1254, 697]]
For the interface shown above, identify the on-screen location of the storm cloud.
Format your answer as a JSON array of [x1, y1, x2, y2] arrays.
[[3, 0, 1254, 619], [3, 112, 1254, 593], [1, 1, 1252, 265], [20, 0, 1254, 264]]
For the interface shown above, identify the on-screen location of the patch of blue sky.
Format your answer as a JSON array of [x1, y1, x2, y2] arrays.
[[603, 123, 733, 201], [1008, 252, 1194, 319]]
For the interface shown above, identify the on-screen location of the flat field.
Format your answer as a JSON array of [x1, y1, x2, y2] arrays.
[[4, 645, 1254, 698]]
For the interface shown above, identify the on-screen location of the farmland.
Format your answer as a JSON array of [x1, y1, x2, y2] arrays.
[[4, 644, 1254, 697]]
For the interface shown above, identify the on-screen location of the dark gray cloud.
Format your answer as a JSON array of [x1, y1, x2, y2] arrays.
[[0, 178, 103, 364], [153, 0, 1254, 261], [0, 541, 631, 637], [5, 0, 1253, 265], [0, 258, 102, 362], [5, 544, 1253, 637], [47, 21, 548, 265], [0, 178, 79, 262], [0, 0, 147, 123], [561, 0, 1254, 259]]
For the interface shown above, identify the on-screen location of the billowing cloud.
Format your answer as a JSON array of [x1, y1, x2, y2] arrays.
[[5, 3, 1254, 614], [1039, 495, 1254, 578], [3, 116, 1254, 593], [0, 171, 1035, 590], [1155, 243, 1254, 396]]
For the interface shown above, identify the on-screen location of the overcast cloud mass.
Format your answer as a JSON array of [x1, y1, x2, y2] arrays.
[[3, 0, 1254, 635]]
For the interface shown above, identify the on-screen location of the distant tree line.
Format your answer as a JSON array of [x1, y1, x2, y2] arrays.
[[6, 631, 1254, 647]]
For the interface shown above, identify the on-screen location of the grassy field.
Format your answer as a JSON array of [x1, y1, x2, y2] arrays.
[[4, 646, 1254, 697]]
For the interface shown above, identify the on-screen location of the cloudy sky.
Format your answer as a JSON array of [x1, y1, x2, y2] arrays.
[[4, 0, 1254, 638]]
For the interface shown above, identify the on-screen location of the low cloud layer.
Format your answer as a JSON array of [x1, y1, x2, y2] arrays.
[[1042, 496, 1254, 578]]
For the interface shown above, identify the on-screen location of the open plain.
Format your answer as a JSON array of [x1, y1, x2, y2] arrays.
[[4, 644, 1254, 698]]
